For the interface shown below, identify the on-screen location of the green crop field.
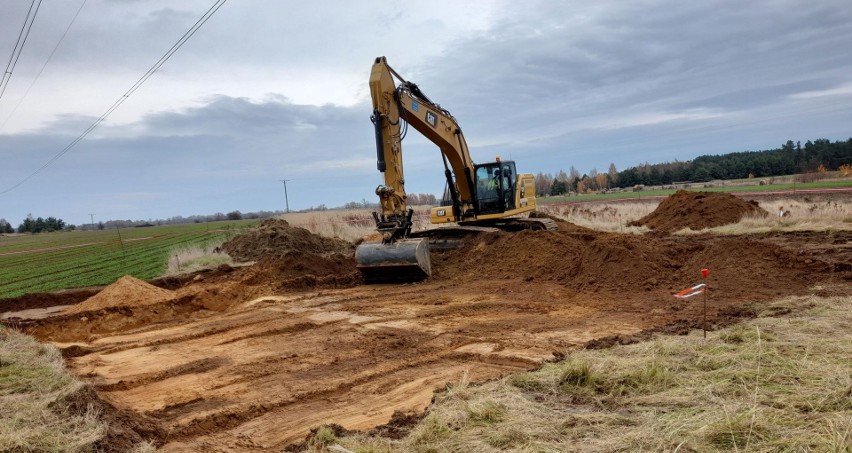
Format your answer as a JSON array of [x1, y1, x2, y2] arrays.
[[539, 179, 852, 204], [0, 220, 257, 300]]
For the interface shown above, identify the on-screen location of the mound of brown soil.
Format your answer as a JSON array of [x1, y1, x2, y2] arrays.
[[629, 190, 768, 233], [241, 251, 360, 290], [432, 228, 828, 298], [221, 218, 354, 262], [65, 276, 175, 315]]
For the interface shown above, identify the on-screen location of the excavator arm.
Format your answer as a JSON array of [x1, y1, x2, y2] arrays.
[[369, 56, 476, 239], [356, 56, 545, 282]]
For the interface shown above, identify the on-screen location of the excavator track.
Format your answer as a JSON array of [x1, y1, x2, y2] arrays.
[[406, 217, 558, 251], [459, 217, 559, 232], [511, 217, 559, 231], [410, 225, 501, 250]]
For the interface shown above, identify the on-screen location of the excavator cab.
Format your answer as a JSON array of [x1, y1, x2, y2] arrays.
[[474, 160, 516, 215]]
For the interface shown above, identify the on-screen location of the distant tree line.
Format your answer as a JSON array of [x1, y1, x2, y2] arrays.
[[534, 164, 619, 196], [13, 215, 74, 233], [617, 138, 851, 186], [534, 138, 851, 195], [0, 219, 14, 234], [4, 195, 442, 235], [75, 209, 285, 230]]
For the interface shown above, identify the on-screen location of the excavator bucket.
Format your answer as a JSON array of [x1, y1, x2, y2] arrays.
[[356, 238, 431, 283]]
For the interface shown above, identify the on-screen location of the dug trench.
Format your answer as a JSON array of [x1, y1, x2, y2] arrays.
[[4, 216, 850, 452]]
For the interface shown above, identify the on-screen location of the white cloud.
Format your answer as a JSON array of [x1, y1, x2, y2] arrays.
[[789, 83, 852, 100], [1, 0, 851, 224]]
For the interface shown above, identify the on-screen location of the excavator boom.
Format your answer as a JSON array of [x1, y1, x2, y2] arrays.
[[358, 57, 451, 282], [356, 56, 545, 283]]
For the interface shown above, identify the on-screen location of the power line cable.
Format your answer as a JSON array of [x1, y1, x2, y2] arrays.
[[0, 0, 87, 132], [0, 0, 43, 101], [0, 0, 227, 196]]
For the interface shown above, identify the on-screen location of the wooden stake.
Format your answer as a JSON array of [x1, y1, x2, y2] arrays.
[[701, 268, 709, 339], [703, 284, 707, 339]]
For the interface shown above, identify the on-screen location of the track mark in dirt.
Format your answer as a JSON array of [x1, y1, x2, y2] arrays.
[[98, 357, 229, 392], [215, 322, 320, 345]]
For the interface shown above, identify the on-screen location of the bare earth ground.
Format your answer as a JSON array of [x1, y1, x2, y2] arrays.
[[5, 237, 852, 451], [4, 227, 848, 451]]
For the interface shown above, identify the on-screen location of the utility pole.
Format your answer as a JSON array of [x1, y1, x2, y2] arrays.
[[88, 214, 95, 230], [279, 179, 291, 213]]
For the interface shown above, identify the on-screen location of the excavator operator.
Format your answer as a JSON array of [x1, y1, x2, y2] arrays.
[[486, 171, 500, 191]]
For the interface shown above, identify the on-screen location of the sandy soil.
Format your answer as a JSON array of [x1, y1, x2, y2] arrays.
[[4, 206, 850, 451], [29, 281, 748, 451], [0, 304, 72, 320]]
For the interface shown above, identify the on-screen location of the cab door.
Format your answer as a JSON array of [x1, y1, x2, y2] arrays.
[[501, 162, 516, 211], [475, 164, 502, 214]]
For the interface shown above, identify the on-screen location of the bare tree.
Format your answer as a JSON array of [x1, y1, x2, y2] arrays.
[[534, 172, 553, 196], [569, 166, 580, 182], [588, 168, 599, 190], [608, 163, 618, 186]]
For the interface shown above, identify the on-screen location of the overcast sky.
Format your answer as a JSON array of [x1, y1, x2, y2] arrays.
[[1, 0, 850, 225]]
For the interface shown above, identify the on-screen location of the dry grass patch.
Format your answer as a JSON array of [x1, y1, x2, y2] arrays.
[[280, 207, 441, 242], [165, 239, 233, 276], [280, 210, 377, 242], [0, 329, 105, 452], [676, 197, 851, 235], [541, 202, 656, 233], [130, 441, 158, 453], [540, 197, 849, 235], [331, 292, 851, 452]]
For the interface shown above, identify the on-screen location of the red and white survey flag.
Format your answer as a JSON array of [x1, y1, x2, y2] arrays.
[[674, 283, 706, 299]]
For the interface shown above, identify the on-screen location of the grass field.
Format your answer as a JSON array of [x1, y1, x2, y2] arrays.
[[540, 179, 852, 204], [0, 220, 256, 299]]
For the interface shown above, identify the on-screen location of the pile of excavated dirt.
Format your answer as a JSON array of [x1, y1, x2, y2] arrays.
[[64, 276, 175, 315], [217, 218, 360, 292], [629, 190, 768, 233], [221, 218, 354, 262], [241, 251, 361, 291], [432, 221, 829, 298]]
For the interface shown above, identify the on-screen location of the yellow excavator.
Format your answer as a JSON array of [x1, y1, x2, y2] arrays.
[[355, 56, 555, 282]]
